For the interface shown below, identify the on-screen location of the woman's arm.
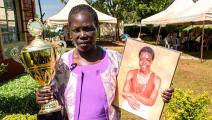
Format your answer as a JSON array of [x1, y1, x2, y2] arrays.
[[122, 70, 140, 110], [134, 76, 161, 106], [122, 71, 133, 98]]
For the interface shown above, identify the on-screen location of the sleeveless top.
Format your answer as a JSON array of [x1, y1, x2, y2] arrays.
[[65, 51, 108, 120], [129, 69, 155, 98]]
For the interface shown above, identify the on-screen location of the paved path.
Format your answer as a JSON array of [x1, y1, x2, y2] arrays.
[[180, 55, 200, 60]]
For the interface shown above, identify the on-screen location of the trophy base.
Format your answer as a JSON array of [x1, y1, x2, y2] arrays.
[[38, 99, 62, 115], [37, 110, 62, 120]]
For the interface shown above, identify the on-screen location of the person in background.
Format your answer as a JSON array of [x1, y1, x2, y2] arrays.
[[36, 4, 174, 120], [63, 25, 69, 41]]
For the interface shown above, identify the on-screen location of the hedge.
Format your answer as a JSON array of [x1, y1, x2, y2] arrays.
[[0, 74, 40, 118], [2, 114, 37, 120], [164, 89, 212, 120], [0, 63, 7, 76]]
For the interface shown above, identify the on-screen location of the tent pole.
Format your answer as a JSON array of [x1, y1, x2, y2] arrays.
[[138, 23, 142, 39], [157, 25, 162, 45], [115, 20, 120, 41], [201, 21, 205, 63], [99, 23, 101, 41], [38, 0, 44, 23]]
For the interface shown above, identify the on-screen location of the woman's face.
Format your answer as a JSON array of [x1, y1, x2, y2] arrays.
[[139, 52, 153, 73], [69, 11, 97, 52]]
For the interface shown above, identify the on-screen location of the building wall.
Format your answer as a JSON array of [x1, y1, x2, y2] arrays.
[[0, 0, 35, 81], [22, 0, 35, 43]]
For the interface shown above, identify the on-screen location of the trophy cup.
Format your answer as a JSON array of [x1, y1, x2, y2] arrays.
[[10, 18, 66, 115]]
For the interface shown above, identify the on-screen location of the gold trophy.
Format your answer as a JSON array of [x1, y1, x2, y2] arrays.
[[10, 18, 66, 115]]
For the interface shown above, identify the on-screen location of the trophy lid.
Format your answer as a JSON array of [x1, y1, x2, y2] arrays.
[[27, 18, 43, 37], [24, 18, 52, 52]]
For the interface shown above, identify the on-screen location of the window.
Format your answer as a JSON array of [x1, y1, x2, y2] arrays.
[[0, 0, 25, 59]]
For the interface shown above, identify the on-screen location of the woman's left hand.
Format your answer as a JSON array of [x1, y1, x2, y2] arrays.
[[161, 88, 174, 103]]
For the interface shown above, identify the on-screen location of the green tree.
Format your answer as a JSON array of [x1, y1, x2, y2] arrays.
[[59, 0, 68, 4], [87, 0, 172, 23], [58, 0, 172, 23], [137, 0, 172, 19], [87, 0, 172, 40], [87, 0, 141, 40], [87, 0, 139, 23]]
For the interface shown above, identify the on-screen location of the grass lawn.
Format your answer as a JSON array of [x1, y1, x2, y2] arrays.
[[170, 59, 212, 112]]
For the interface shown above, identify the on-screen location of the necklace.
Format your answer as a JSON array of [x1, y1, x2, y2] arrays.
[[135, 72, 151, 93]]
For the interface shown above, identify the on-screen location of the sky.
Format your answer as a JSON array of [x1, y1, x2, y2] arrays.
[[35, 0, 65, 20]]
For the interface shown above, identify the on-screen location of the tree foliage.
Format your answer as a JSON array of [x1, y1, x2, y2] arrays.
[[138, 0, 172, 18], [59, 0, 68, 4], [86, 0, 172, 23], [0, 63, 7, 76], [57, 0, 172, 23], [164, 89, 212, 120]]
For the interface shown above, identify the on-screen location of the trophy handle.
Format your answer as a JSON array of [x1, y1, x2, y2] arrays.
[[56, 40, 67, 60], [10, 47, 22, 64], [10, 48, 28, 71]]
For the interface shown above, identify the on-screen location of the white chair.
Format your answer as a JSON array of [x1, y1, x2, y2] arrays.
[[173, 38, 181, 50], [164, 38, 170, 48]]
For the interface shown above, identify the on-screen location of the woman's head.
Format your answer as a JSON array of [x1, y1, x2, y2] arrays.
[[68, 4, 99, 52], [68, 4, 99, 29], [139, 46, 155, 60], [138, 46, 155, 73]]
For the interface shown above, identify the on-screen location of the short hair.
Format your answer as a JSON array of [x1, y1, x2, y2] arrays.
[[68, 4, 99, 28], [139, 46, 155, 60]]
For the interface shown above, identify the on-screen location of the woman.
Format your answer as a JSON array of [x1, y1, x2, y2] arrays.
[[36, 4, 174, 120], [121, 47, 161, 119]]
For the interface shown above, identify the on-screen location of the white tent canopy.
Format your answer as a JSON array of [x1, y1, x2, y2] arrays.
[[47, 0, 117, 25], [141, 0, 194, 25], [165, 0, 212, 25], [164, 0, 212, 62]]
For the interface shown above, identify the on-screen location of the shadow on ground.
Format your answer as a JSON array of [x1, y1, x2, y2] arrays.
[[96, 41, 125, 47], [65, 40, 125, 47], [181, 49, 212, 60]]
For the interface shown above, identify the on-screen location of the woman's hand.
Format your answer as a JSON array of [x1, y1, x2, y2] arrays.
[[161, 88, 174, 103], [36, 87, 53, 105], [126, 95, 140, 110]]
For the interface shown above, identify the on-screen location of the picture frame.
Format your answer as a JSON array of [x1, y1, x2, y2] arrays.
[[114, 39, 181, 120]]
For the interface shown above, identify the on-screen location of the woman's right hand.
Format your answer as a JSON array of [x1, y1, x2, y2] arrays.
[[36, 87, 53, 105], [126, 95, 140, 110]]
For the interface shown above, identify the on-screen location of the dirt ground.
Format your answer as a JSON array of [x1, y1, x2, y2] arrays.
[[97, 41, 125, 53]]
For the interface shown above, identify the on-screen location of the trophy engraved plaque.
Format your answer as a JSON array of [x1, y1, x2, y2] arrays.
[[11, 18, 66, 115]]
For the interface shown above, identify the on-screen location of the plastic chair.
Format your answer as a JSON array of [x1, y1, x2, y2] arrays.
[[164, 38, 170, 48], [173, 38, 181, 50], [120, 34, 130, 41]]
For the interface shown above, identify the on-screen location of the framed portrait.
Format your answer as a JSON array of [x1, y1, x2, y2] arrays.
[[114, 39, 181, 120]]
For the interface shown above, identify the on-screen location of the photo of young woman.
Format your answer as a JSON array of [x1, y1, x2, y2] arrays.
[[121, 46, 161, 119]]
